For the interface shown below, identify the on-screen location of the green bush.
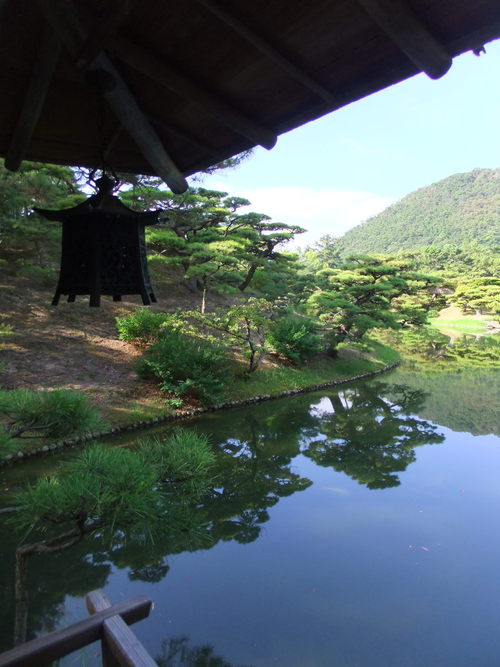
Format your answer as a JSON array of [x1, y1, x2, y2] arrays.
[[137, 429, 215, 496], [267, 314, 322, 364], [137, 328, 228, 405], [11, 429, 215, 536], [0, 389, 105, 456], [116, 309, 173, 345], [12, 446, 160, 531], [0, 429, 16, 456]]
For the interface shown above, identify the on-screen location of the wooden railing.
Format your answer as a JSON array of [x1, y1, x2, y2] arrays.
[[0, 590, 157, 666]]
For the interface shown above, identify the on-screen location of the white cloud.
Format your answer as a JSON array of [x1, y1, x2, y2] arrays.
[[199, 180, 394, 247]]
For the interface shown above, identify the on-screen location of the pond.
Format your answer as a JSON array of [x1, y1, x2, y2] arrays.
[[1, 365, 499, 666]]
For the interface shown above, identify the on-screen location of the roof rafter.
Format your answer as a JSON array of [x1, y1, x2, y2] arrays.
[[37, 0, 188, 193], [74, 0, 135, 70], [195, 0, 337, 105], [148, 116, 226, 162], [112, 36, 277, 150], [356, 0, 452, 79], [5, 24, 61, 171]]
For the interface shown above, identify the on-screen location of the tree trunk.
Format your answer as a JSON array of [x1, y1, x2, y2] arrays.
[[201, 286, 207, 314], [14, 550, 28, 646], [238, 263, 258, 292]]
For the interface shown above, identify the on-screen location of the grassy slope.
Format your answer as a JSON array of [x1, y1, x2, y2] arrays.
[[228, 342, 399, 401]]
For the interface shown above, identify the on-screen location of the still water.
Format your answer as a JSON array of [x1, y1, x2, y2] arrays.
[[1, 366, 499, 666]]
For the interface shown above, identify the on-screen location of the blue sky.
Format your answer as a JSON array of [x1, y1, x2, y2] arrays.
[[199, 39, 500, 246]]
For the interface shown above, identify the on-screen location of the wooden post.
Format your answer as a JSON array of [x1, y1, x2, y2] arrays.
[[86, 590, 157, 667]]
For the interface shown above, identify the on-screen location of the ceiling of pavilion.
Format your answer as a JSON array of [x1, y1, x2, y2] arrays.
[[0, 0, 499, 192]]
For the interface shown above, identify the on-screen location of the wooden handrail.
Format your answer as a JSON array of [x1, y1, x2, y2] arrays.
[[0, 592, 155, 667]]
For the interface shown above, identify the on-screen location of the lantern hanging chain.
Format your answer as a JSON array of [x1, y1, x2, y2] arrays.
[[93, 85, 119, 188]]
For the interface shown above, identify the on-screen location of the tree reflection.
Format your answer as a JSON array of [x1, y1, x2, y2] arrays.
[[0, 378, 445, 650], [302, 382, 444, 488], [202, 416, 312, 544], [0, 415, 312, 649], [0, 528, 111, 651], [156, 635, 250, 666]]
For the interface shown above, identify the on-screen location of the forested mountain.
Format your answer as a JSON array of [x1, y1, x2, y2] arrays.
[[340, 168, 500, 255]]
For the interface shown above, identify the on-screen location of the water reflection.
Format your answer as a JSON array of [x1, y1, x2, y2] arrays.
[[0, 377, 445, 654], [302, 383, 445, 488], [156, 636, 252, 666], [390, 366, 500, 436]]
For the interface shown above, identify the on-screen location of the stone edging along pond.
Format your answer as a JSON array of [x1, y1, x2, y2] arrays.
[[0, 361, 401, 468]]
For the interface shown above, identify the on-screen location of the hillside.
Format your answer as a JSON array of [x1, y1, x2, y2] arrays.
[[340, 168, 500, 255]]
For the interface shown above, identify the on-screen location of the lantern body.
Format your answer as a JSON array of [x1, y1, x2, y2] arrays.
[[35, 176, 159, 307], [54, 212, 156, 307]]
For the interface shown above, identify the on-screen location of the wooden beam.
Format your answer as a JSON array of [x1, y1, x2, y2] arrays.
[[113, 36, 277, 150], [87, 590, 157, 667], [0, 596, 152, 667], [148, 115, 226, 161], [74, 0, 135, 70], [196, 0, 337, 105], [97, 56, 189, 193], [356, 0, 452, 79], [4, 25, 61, 171], [37, 0, 188, 193]]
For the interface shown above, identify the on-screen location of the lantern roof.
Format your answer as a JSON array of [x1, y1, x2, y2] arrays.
[[1, 0, 499, 193], [35, 175, 160, 225]]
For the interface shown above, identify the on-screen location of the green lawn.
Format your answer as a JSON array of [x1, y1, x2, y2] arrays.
[[429, 317, 491, 334], [429, 305, 493, 335]]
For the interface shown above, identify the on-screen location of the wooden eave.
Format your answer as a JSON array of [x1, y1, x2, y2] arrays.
[[0, 0, 498, 191]]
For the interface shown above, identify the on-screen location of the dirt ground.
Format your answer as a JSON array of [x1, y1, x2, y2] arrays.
[[0, 271, 222, 423]]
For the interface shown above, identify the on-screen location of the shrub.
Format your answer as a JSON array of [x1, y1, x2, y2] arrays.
[[115, 309, 173, 346], [11, 429, 215, 536], [12, 446, 160, 531], [0, 388, 106, 446], [0, 428, 16, 457], [267, 314, 322, 364], [137, 429, 215, 496], [137, 328, 228, 405]]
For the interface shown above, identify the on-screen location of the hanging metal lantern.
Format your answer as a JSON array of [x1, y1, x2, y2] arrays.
[[35, 174, 159, 307]]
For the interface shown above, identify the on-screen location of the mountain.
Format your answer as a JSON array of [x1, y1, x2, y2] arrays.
[[340, 168, 500, 255]]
